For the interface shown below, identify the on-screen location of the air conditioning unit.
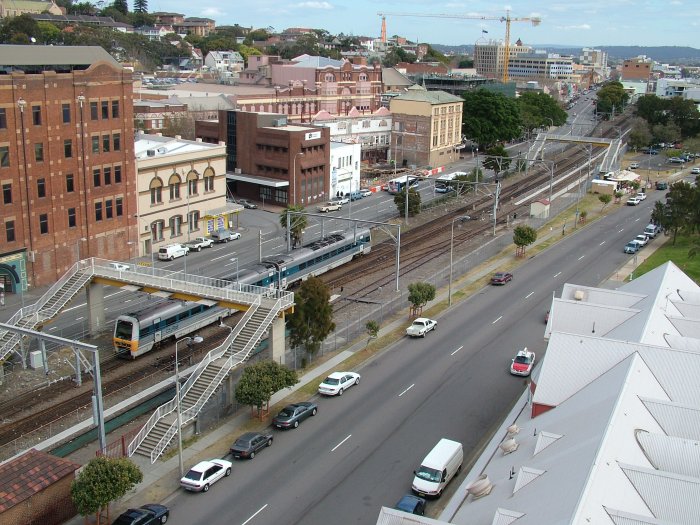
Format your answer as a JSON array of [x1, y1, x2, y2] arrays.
[[234, 168, 242, 174], [157, 147, 167, 154], [574, 290, 585, 301], [146, 149, 156, 157]]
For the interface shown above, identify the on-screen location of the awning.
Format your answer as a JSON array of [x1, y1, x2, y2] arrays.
[[226, 171, 289, 188]]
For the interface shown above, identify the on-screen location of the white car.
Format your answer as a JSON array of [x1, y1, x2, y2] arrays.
[[636, 192, 647, 201], [335, 196, 350, 205], [626, 196, 641, 206], [107, 262, 130, 271], [360, 188, 373, 197], [634, 234, 649, 247], [318, 372, 361, 396], [510, 348, 536, 376], [629, 162, 639, 169], [406, 318, 437, 338], [180, 459, 232, 492], [691, 167, 700, 175]]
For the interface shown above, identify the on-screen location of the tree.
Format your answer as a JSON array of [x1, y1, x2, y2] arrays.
[[652, 122, 681, 146], [71, 457, 142, 524], [133, 0, 147, 13], [280, 205, 307, 248], [394, 187, 421, 217], [457, 57, 474, 68], [635, 94, 669, 126], [596, 81, 629, 118], [598, 193, 612, 211], [667, 96, 700, 138], [516, 92, 567, 132], [161, 113, 195, 140], [462, 89, 521, 148], [112, 0, 128, 15], [287, 277, 335, 358], [235, 361, 298, 419], [513, 225, 537, 258], [365, 320, 379, 347], [407, 282, 435, 316], [628, 118, 652, 151], [382, 46, 415, 67], [0, 14, 40, 43], [482, 144, 511, 177]]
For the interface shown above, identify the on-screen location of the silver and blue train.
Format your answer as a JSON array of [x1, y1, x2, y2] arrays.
[[113, 228, 372, 358]]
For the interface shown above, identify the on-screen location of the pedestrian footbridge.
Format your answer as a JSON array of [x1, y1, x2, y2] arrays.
[[527, 133, 623, 174]]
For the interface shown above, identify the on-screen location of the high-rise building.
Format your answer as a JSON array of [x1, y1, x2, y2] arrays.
[[0, 45, 137, 291], [474, 39, 532, 80]]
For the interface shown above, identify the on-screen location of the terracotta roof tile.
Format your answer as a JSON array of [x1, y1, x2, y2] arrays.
[[0, 449, 80, 512]]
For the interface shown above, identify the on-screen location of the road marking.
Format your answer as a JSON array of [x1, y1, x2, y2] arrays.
[[124, 299, 132, 303], [553, 272, 562, 278], [241, 504, 268, 525], [48, 326, 58, 331], [492, 316, 502, 324], [578, 255, 585, 260], [210, 253, 231, 262], [223, 261, 237, 267], [618, 229, 624, 233], [525, 291, 534, 299], [331, 434, 352, 452], [75, 317, 84, 321], [399, 384, 414, 397], [64, 302, 86, 312], [599, 241, 606, 246], [635, 217, 641, 222], [450, 346, 463, 356], [105, 290, 126, 299]]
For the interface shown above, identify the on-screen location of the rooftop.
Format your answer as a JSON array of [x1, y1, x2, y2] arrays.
[[134, 134, 223, 160]]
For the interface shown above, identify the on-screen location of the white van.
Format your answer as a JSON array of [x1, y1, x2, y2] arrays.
[[158, 244, 189, 261], [644, 224, 660, 239], [412, 438, 463, 498]]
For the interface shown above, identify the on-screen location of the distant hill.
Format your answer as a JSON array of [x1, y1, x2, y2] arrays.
[[431, 44, 700, 64]]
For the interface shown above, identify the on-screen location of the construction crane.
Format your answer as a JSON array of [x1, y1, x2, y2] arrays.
[[377, 11, 541, 83]]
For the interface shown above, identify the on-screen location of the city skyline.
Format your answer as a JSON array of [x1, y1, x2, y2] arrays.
[[147, 0, 700, 48]]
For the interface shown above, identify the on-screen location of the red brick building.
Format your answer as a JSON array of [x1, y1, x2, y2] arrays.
[[0, 45, 137, 291], [622, 56, 652, 81]]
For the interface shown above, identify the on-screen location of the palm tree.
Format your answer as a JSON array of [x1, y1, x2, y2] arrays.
[[279, 205, 307, 248]]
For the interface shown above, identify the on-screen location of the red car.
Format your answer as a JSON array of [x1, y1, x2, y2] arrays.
[[491, 272, 513, 285]]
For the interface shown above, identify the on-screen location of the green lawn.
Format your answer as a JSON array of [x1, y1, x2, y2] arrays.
[[634, 234, 700, 283]]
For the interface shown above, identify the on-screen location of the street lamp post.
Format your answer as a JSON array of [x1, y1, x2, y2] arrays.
[[175, 335, 203, 478], [449, 216, 470, 306], [292, 152, 305, 206]]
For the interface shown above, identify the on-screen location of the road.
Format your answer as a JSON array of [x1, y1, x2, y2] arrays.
[[163, 190, 660, 524]]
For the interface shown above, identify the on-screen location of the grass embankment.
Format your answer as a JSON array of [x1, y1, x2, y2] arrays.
[[633, 234, 700, 283]]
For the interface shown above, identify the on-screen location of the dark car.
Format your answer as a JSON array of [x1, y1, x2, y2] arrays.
[[113, 504, 169, 525], [272, 401, 318, 429], [230, 431, 273, 459], [394, 494, 426, 515], [655, 181, 668, 190], [491, 272, 513, 285]]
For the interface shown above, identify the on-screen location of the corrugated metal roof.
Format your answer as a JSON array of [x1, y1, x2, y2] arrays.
[[0, 44, 119, 67], [533, 432, 561, 456], [636, 431, 700, 478], [513, 466, 545, 493], [642, 398, 700, 441], [492, 508, 525, 524], [392, 86, 463, 104]]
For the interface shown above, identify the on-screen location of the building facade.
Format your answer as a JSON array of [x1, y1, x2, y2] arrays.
[[389, 86, 463, 168], [508, 53, 575, 81], [329, 141, 361, 197], [134, 134, 230, 257], [622, 56, 652, 81], [474, 39, 532, 80], [0, 45, 137, 291]]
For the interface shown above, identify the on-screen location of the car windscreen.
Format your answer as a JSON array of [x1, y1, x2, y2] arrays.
[[324, 377, 340, 385], [278, 409, 293, 417], [234, 438, 251, 447], [415, 466, 441, 482], [184, 469, 203, 481], [514, 355, 531, 364]]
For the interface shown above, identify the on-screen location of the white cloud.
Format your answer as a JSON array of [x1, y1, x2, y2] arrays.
[[559, 23, 591, 30], [295, 1, 333, 9], [201, 7, 224, 16]]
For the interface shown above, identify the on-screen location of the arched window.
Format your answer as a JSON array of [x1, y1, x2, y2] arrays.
[[151, 220, 164, 241], [187, 170, 199, 196], [169, 215, 183, 238], [324, 73, 335, 82], [203, 167, 215, 192], [359, 73, 367, 81], [168, 173, 181, 201], [149, 177, 163, 205]]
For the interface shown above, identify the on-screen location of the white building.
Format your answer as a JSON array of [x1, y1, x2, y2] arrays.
[[329, 142, 361, 198], [655, 77, 700, 101], [474, 39, 532, 79], [204, 50, 244, 72], [508, 52, 575, 81]]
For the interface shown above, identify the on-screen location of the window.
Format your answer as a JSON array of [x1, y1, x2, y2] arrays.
[[34, 143, 43, 162], [64, 140, 72, 158], [188, 177, 198, 196], [204, 175, 214, 192], [32, 105, 41, 125], [62, 103, 71, 124], [152, 220, 164, 241], [68, 207, 76, 227], [169, 215, 182, 237], [113, 133, 121, 152], [95, 201, 103, 221], [169, 174, 181, 200], [5, 220, 15, 242], [150, 179, 163, 204], [92, 136, 100, 154], [0, 146, 9, 167], [102, 135, 110, 153], [66, 173, 74, 193], [2, 183, 11, 204], [0, 108, 6, 129], [90, 101, 98, 120], [103, 166, 111, 185], [112, 100, 120, 118], [101, 101, 109, 119], [116, 197, 123, 216], [105, 199, 113, 219], [39, 213, 48, 234], [189, 210, 200, 231], [93, 168, 101, 187], [37, 178, 45, 198], [114, 165, 122, 183]]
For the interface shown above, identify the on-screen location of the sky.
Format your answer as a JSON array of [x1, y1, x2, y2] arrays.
[[146, 0, 700, 49]]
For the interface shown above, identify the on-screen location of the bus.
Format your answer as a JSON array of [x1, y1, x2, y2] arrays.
[[387, 175, 418, 194]]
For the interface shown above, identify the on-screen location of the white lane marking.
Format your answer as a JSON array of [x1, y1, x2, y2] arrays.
[[578, 255, 585, 260], [331, 434, 352, 452], [399, 384, 414, 397], [63, 302, 86, 312], [599, 241, 606, 246], [553, 272, 562, 278], [49, 326, 58, 331], [618, 229, 624, 233], [525, 291, 534, 299], [124, 299, 132, 303], [241, 504, 268, 525], [492, 316, 502, 324], [210, 253, 231, 262], [450, 345, 463, 356], [223, 261, 238, 267], [105, 290, 126, 299], [75, 316, 84, 321]]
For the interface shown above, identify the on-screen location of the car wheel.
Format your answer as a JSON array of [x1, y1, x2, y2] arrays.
[[203, 484, 210, 492], [293, 420, 299, 428], [225, 467, 231, 477], [421, 332, 426, 338], [161, 514, 168, 524], [250, 451, 255, 459], [169, 256, 174, 261], [355, 377, 360, 385], [197, 247, 201, 252], [266, 438, 272, 447], [311, 407, 317, 416], [338, 388, 344, 396]]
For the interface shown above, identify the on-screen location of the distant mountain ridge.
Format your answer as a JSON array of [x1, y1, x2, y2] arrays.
[[432, 44, 700, 63]]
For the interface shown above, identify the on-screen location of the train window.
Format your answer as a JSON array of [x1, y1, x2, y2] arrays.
[[299, 262, 307, 270], [166, 316, 177, 326]]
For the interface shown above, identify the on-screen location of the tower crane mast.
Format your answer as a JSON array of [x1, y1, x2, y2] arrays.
[[377, 11, 541, 83]]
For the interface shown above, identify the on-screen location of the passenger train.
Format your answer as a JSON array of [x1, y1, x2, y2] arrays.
[[112, 228, 372, 358]]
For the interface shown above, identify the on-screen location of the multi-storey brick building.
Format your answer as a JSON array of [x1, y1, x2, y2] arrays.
[[474, 39, 532, 80], [0, 45, 136, 291], [622, 56, 653, 81]]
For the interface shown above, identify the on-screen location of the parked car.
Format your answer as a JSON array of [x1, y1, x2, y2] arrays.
[[491, 271, 513, 285], [107, 262, 130, 272], [628, 162, 639, 169], [668, 157, 686, 164], [510, 348, 536, 376], [113, 504, 169, 525], [318, 371, 361, 396], [636, 191, 646, 201], [435, 184, 454, 193], [655, 181, 668, 190], [211, 229, 241, 243], [349, 190, 363, 201], [239, 199, 258, 209], [318, 201, 342, 213], [229, 431, 273, 459], [691, 167, 700, 175], [626, 196, 641, 206], [180, 459, 232, 492], [634, 234, 649, 248], [185, 237, 214, 251], [158, 244, 189, 261], [641, 148, 659, 155], [335, 196, 350, 205], [360, 188, 373, 197], [644, 223, 661, 238], [405, 318, 437, 338], [272, 402, 317, 429], [624, 241, 640, 254], [394, 494, 426, 515]]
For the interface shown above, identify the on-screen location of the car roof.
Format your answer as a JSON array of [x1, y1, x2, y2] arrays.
[[237, 432, 259, 440], [326, 372, 347, 380], [413, 317, 431, 322], [189, 460, 216, 472]]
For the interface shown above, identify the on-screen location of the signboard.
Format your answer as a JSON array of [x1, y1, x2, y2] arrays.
[[305, 131, 322, 141]]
